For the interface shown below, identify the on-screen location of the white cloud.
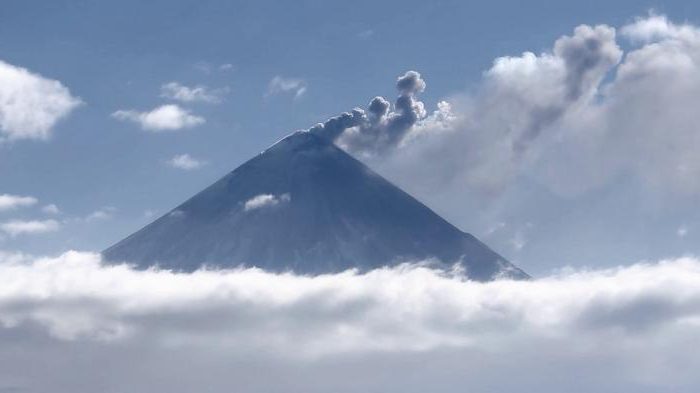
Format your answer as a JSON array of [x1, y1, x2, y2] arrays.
[[0, 60, 82, 141], [356, 15, 700, 203], [0, 252, 698, 391], [112, 104, 205, 131], [0, 219, 59, 236], [0, 194, 37, 211], [620, 13, 698, 43], [167, 154, 206, 170], [267, 76, 307, 99], [243, 193, 291, 211], [85, 207, 116, 222], [41, 204, 61, 214], [160, 82, 228, 104], [678, 226, 689, 238]]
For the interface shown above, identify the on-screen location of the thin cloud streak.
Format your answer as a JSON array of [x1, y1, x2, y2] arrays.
[[0, 219, 60, 236]]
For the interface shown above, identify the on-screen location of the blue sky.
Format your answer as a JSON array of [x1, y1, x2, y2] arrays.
[[5, 2, 700, 392], [2, 0, 700, 276]]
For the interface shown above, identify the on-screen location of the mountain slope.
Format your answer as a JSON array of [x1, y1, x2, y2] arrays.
[[103, 131, 528, 281]]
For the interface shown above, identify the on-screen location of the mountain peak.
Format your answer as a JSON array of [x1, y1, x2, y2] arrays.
[[103, 131, 528, 281], [264, 130, 326, 153]]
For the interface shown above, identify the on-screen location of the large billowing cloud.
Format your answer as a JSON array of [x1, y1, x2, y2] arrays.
[[312, 15, 700, 200], [0, 251, 698, 391], [0, 60, 82, 141]]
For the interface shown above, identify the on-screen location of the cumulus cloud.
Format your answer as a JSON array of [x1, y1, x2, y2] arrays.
[[167, 153, 206, 170], [267, 76, 307, 99], [85, 207, 116, 222], [112, 104, 205, 131], [620, 13, 696, 43], [41, 204, 61, 215], [312, 15, 700, 202], [0, 60, 82, 141], [478, 24, 621, 155], [0, 194, 37, 211], [0, 251, 698, 391], [160, 82, 228, 104], [0, 219, 60, 236], [244, 193, 291, 211]]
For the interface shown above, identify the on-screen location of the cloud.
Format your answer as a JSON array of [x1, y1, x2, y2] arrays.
[[243, 193, 291, 211], [85, 207, 116, 222], [0, 194, 37, 211], [310, 70, 429, 156], [0, 60, 82, 141], [112, 104, 205, 131], [160, 82, 228, 104], [0, 219, 59, 236], [0, 251, 698, 391], [194, 61, 234, 74], [267, 76, 307, 99], [620, 13, 696, 43], [310, 15, 700, 202], [357, 29, 375, 39], [41, 204, 61, 215], [167, 154, 206, 170]]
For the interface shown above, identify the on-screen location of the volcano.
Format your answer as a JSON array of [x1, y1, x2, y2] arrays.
[[103, 131, 527, 281]]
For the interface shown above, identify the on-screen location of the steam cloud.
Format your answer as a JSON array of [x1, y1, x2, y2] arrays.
[[308, 15, 700, 200], [309, 71, 428, 155], [0, 251, 699, 391]]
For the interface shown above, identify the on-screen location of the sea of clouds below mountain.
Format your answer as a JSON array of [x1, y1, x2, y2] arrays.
[[0, 251, 698, 392]]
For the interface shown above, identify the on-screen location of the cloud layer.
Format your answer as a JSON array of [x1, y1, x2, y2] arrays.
[[0, 60, 82, 141], [0, 251, 698, 391]]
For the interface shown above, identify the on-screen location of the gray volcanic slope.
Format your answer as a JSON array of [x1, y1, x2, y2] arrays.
[[103, 131, 528, 281]]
